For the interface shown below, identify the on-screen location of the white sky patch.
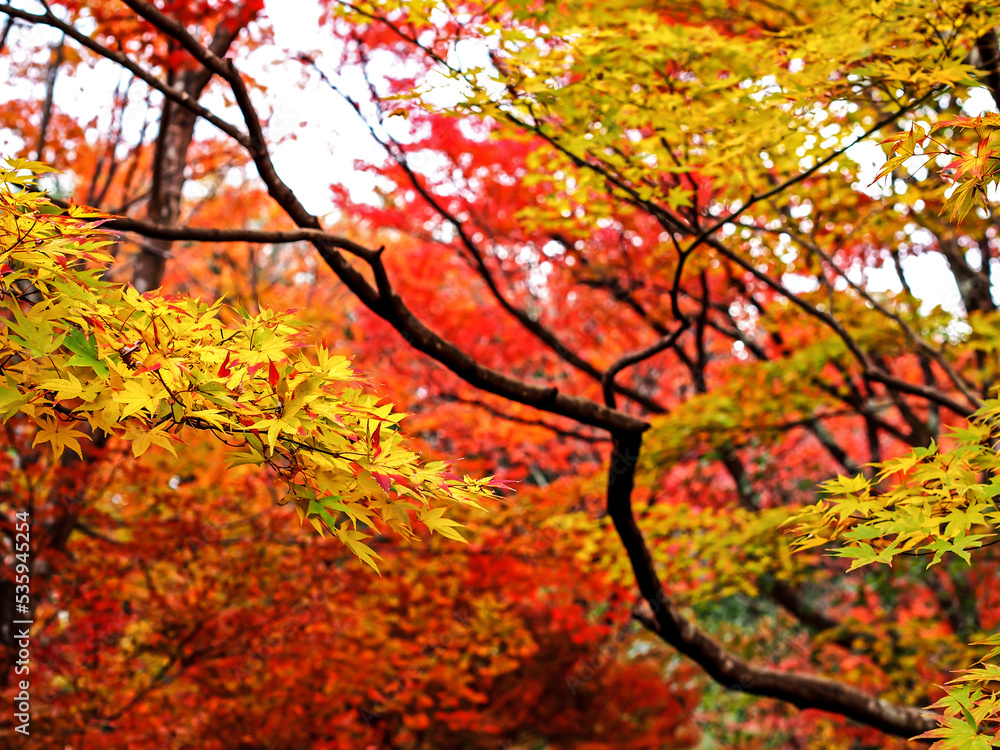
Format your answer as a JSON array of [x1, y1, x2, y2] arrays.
[[865, 253, 964, 313], [840, 87, 999, 314]]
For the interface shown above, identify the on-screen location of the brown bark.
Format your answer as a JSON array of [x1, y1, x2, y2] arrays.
[[33, 35, 64, 162], [976, 29, 1000, 111], [131, 26, 242, 292], [938, 236, 996, 317]]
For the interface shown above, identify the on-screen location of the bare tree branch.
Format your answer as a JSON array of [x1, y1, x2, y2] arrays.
[[33, 33, 63, 162], [608, 433, 936, 738], [976, 29, 1000, 111], [0, 4, 250, 148]]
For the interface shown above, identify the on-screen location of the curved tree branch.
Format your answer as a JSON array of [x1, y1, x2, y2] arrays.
[[306, 55, 666, 414], [606, 431, 936, 739], [89, 214, 379, 261], [602, 323, 689, 408]]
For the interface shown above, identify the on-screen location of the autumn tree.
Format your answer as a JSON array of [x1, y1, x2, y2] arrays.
[[3, 0, 1000, 747]]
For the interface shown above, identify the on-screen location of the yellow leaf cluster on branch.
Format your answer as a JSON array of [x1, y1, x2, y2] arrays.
[[0, 159, 497, 571]]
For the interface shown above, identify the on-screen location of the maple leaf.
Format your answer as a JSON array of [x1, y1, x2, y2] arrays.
[[31, 420, 87, 459]]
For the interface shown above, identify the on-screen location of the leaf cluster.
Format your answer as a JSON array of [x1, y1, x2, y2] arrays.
[[0, 159, 497, 570]]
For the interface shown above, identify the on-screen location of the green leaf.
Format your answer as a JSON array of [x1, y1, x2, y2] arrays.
[[65, 328, 109, 377]]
